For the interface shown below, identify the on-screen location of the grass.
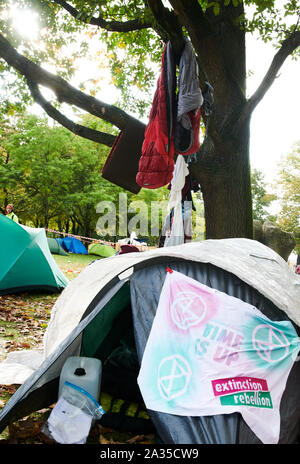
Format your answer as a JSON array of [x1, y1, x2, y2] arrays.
[[0, 252, 154, 445], [53, 253, 100, 279]]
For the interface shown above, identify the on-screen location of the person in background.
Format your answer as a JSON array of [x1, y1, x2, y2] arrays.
[[5, 204, 19, 223]]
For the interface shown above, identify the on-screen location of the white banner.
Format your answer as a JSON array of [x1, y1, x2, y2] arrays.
[[138, 270, 300, 443]]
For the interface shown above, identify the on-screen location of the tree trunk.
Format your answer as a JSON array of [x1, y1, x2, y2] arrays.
[[43, 192, 49, 229], [184, 2, 252, 239], [191, 118, 253, 239]]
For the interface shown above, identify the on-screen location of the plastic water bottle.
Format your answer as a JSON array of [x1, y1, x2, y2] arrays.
[[58, 356, 102, 402]]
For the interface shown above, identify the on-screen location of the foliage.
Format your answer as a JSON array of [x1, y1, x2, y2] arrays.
[[103, 27, 162, 115], [0, 0, 162, 117], [243, 0, 300, 49], [0, 113, 171, 242], [275, 142, 300, 252], [0, 0, 91, 114], [251, 168, 276, 221], [1, 1, 298, 118], [0, 113, 115, 237], [0, 1, 299, 240]]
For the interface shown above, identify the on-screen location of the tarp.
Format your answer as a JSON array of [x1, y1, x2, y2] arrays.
[[0, 215, 69, 295], [57, 237, 87, 254], [88, 243, 116, 258]]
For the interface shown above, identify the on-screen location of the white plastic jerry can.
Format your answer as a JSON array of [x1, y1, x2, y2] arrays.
[[58, 356, 102, 402]]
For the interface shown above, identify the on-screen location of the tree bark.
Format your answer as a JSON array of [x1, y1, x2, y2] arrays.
[[191, 118, 253, 239]]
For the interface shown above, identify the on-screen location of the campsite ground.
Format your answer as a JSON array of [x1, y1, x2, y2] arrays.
[[0, 253, 155, 445]]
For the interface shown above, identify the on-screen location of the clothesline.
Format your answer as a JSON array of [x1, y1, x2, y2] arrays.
[[45, 228, 150, 251], [45, 228, 117, 248]]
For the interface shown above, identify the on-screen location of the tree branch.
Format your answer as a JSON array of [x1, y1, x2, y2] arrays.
[[168, 0, 212, 39], [239, 30, 300, 126], [169, 0, 246, 103], [53, 0, 152, 32], [0, 33, 130, 130], [27, 79, 116, 147], [147, 0, 185, 54]]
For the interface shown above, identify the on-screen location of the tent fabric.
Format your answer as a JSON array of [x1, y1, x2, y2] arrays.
[[130, 265, 300, 444], [0, 350, 44, 385], [47, 237, 69, 256], [88, 243, 116, 258], [57, 237, 87, 254], [118, 245, 140, 255], [43, 238, 300, 357], [0, 239, 300, 443], [0, 216, 69, 295]]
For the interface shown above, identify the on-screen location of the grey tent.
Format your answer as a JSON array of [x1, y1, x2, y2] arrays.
[[0, 239, 300, 444]]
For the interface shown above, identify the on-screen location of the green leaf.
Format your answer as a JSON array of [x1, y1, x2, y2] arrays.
[[213, 2, 220, 15]]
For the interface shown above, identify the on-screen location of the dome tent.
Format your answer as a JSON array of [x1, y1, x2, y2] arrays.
[[0, 239, 300, 444], [88, 242, 116, 258], [47, 237, 69, 256], [57, 236, 87, 254], [0, 215, 68, 295]]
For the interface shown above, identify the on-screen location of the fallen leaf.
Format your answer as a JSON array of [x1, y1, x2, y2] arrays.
[[126, 435, 145, 444], [99, 434, 111, 444], [98, 424, 114, 434], [20, 342, 31, 348]]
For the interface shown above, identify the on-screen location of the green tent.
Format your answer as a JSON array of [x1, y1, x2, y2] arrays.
[[0, 215, 69, 295], [88, 242, 116, 258], [47, 237, 69, 256]]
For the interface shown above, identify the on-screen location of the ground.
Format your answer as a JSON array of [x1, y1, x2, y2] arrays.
[[0, 253, 155, 445]]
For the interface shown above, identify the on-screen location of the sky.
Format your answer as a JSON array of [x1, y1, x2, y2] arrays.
[[246, 32, 300, 185], [5, 3, 300, 190]]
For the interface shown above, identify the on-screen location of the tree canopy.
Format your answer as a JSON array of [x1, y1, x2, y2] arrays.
[[0, 113, 170, 242], [251, 168, 276, 222], [0, 1, 299, 240]]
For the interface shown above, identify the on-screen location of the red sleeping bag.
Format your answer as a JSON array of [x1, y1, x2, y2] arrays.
[[136, 44, 176, 189], [136, 40, 202, 189]]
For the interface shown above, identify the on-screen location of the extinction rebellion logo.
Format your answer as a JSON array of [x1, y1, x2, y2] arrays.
[[158, 354, 192, 400], [211, 376, 273, 409], [170, 291, 207, 330]]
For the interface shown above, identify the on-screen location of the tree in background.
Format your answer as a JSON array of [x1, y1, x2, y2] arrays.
[[0, 113, 170, 241], [0, 113, 114, 236], [0, 116, 19, 213], [0, 1, 299, 241], [251, 168, 276, 222], [275, 142, 300, 253]]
